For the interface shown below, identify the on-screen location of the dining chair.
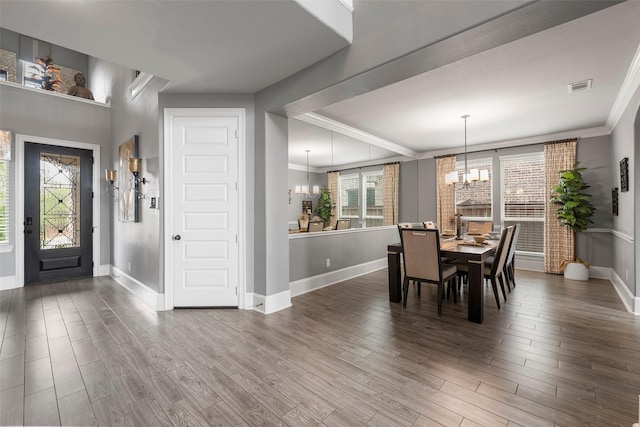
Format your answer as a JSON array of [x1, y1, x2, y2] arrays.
[[336, 219, 351, 230], [503, 223, 520, 290], [307, 221, 325, 232], [398, 227, 458, 316], [454, 225, 514, 309], [467, 220, 493, 235]]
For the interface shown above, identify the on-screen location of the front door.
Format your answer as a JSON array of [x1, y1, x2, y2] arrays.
[[24, 142, 93, 284], [168, 112, 239, 307]]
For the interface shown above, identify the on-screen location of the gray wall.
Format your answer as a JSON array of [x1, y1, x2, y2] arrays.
[[97, 59, 167, 293], [289, 227, 398, 282], [0, 82, 110, 280], [611, 82, 639, 295]]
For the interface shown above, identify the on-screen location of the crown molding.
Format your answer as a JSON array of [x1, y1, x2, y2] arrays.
[[606, 43, 640, 130], [416, 126, 611, 159], [298, 112, 419, 158]]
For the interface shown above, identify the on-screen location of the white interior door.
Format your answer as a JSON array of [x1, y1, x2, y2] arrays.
[[170, 114, 239, 307]]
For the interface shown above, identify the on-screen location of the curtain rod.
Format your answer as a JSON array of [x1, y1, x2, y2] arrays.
[[434, 137, 578, 159], [325, 161, 399, 174]]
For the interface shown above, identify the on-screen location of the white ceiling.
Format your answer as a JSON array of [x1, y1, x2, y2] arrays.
[[291, 0, 640, 167], [2, 1, 638, 169]]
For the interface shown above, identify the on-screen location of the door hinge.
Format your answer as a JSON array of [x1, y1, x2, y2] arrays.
[[235, 129, 238, 139], [235, 182, 238, 191], [235, 234, 238, 243], [91, 157, 94, 164], [92, 262, 94, 267], [92, 191, 94, 199], [235, 287, 237, 295]]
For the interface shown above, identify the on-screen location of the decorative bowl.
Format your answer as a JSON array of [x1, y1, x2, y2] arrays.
[[473, 236, 486, 244], [468, 228, 480, 235]]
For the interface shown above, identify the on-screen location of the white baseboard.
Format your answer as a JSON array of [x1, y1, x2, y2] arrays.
[[253, 290, 292, 314], [110, 266, 159, 310], [611, 270, 640, 315], [98, 264, 111, 276], [290, 257, 387, 298], [0, 275, 17, 291], [589, 266, 610, 280]]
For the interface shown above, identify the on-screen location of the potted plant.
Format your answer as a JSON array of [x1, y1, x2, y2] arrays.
[[316, 188, 334, 227], [550, 162, 595, 280]]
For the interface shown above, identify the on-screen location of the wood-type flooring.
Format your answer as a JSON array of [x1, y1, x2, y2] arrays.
[[1, 269, 639, 426]]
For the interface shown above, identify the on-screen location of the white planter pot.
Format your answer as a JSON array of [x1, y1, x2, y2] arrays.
[[564, 262, 589, 281]]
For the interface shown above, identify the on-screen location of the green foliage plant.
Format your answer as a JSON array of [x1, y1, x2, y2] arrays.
[[550, 162, 595, 264], [316, 188, 333, 224]]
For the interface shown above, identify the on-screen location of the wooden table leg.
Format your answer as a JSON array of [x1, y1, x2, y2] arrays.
[[467, 259, 484, 323], [387, 252, 402, 303]]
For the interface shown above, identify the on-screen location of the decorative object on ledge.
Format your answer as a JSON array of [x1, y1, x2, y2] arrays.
[[620, 157, 629, 192], [28, 55, 61, 91], [612, 187, 618, 216], [445, 115, 489, 190], [0, 130, 11, 160], [295, 150, 320, 198], [66, 72, 94, 100]]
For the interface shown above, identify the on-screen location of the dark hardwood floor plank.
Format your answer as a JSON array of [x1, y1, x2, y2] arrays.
[[52, 356, 86, 399], [58, 389, 98, 426], [2, 268, 639, 426], [0, 353, 24, 391], [24, 386, 60, 427], [164, 398, 213, 427], [202, 399, 250, 426], [0, 385, 24, 427], [90, 392, 133, 427]]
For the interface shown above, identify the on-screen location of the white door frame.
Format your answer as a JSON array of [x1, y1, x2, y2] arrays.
[[163, 108, 247, 310], [15, 134, 101, 287]]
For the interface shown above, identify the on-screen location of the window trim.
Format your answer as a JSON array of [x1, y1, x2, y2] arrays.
[[362, 170, 384, 227], [0, 160, 9, 245]]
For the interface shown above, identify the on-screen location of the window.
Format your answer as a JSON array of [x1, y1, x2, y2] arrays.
[[501, 153, 545, 254], [21, 60, 83, 94], [0, 160, 8, 243], [363, 171, 384, 227], [455, 158, 492, 219], [338, 169, 384, 228]]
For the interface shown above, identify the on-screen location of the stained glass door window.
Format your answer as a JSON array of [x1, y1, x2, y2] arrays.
[[40, 153, 81, 249]]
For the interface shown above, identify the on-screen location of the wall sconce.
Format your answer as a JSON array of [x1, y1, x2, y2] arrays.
[[105, 169, 119, 200], [128, 157, 147, 199], [104, 156, 148, 200]]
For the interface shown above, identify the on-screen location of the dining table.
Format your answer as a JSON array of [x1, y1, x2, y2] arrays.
[[387, 237, 497, 324]]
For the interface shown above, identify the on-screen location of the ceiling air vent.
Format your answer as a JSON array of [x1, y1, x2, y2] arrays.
[[568, 79, 592, 93]]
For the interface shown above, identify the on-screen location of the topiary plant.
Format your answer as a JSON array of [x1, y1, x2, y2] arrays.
[[550, 162, 595, 264]]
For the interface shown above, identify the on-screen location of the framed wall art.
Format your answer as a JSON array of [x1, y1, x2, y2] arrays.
[[620, 157, 629, 192], [302, 200, 312, 214], [118, 135, 140, 222], [612, 187, 618, 216]]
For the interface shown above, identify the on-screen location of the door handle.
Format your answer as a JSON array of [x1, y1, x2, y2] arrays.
[[173, 235, 181, 241]]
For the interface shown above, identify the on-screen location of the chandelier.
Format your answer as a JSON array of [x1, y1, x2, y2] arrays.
[[444, 114, 489, 189], [295, 150, 320, 198]]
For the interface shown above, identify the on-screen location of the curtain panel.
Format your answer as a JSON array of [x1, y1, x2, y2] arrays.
[[327, 171, 339, 223], [544, 139, 577, 274], [436, 156, 456, 233], [383, 163, 400, 225]]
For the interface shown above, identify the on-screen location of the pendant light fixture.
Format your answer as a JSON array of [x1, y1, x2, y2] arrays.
[[445, 115, 489, 189], [295, 150, 320, 198]]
